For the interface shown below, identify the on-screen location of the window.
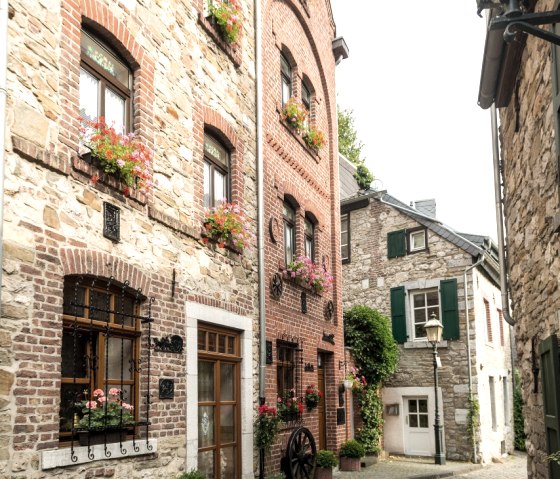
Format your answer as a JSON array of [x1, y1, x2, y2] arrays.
[[498, 309, 505, 347], [304, 216, 314, 260], [277, 342, 296, 395], [60, 276, 142, 441], [410, 290, 439, 341], [407, 398, 429, 428], [341, 213, 350, 262], [390, 278, 459, 344], [484, 299, 493, 343], [281, 54, 292, 106], [408, 228, 427, 253], [503, 377, 509, 426], [204, 133, 229, 208], [301, 81, 311, 128], [283, 202, 296, 265], [489, 376, 497, 431], [80, 30, 132, 131]]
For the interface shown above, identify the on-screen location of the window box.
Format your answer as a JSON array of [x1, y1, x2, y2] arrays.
[[201, 202, 252, 253], [283, 255, 333, 295], [78, 428, 127, 447]]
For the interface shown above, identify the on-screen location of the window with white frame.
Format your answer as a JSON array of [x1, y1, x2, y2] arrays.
[[408, 228, 427, 253], [340, 213, 349, 262], [410, 289, 439, 340]]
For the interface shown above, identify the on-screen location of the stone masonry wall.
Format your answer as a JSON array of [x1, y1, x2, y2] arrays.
[[497, 0, 560, 477], [341, 196, 512, 462], [1, 0, 258, 477]]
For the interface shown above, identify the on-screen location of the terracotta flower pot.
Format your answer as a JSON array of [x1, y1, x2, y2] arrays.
[[314, 466, 333, 479], [339, 456, 361, 472]]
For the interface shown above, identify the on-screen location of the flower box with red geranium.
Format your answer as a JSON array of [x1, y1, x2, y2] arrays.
[[202, 201, 253, 253], [282, 97, 308, 133], [304, 384, 322, 410], [277, 389, 303, 421], [302, 127, 326, 151], [208, 0, 243, 45], [80, 118, 153, 195], [283, 255, 334, 294]]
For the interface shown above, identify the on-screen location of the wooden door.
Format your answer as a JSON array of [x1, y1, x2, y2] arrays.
[[317, 352, 327, 449]]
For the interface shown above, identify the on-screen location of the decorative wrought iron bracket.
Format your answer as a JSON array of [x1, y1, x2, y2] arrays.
[[153, 335, 184, 353], [490, 10, 560, 47]]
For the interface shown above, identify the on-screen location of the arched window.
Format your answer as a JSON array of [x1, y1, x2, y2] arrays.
[[283, 202, 296, 265], [281, 53, 292, 107], [304, 216, 315, 260], [80, 30, 133, 131], [301, 80, 311, 129], [204, 132, 230, 207], [60, 276, 142, 441]]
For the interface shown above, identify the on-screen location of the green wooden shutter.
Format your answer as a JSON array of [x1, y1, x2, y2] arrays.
[[387, 230, 406, 258], [440, 278, 459, 340], [390, 286, 407, 344], [540, 335, 560, 479]]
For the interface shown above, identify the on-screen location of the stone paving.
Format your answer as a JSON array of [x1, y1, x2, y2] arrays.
[[334, 451, 527, 479]]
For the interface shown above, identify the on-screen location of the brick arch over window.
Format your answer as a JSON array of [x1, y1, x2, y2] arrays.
[[193, 103, 245, 212], [58, 0, 155, 162], [60, 248, 151, 294]]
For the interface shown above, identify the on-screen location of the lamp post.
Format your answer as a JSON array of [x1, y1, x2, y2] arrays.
[[425, 313, 446, 465]]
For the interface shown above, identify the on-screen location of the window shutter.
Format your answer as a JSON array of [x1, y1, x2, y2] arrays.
[[540, 335, 560, 479], [390, 286, 407, 344], [387, 230, 406, 258], [440, 278, 459, 340]]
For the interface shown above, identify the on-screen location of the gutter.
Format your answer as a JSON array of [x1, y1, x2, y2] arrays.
[[0, 0, 8, 319]]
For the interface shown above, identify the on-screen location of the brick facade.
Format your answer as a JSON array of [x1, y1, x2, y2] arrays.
[[1, 0, 258, 477], [341, 193, 513, 463], [261, 0, 346, 473]]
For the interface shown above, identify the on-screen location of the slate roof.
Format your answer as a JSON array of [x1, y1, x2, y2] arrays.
[[338, 155, 500, 284]]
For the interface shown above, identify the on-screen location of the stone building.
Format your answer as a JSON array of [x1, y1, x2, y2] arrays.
[[476, 1, 560, 477], [260, 0, 348, 473], [339, 157, 513, 463], [0, 0, 259, 477]]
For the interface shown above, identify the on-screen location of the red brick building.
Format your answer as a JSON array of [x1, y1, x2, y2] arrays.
[[260, 0, 349, 472]]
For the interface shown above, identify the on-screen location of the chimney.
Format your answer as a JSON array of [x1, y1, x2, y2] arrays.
[[414, 199, 436, 219]]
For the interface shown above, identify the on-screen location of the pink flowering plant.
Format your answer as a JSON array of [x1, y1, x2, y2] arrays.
[[209, 0, 243, 45], [346, 367, 368, 393], [283, 255, 334, 293], [254, 404, 282, 450], [77, 388, 134, 430], [202, 201, 253, 251], [277, 389, 304, 418], [282, 98, 308, 132], [79, 117, 153, 195]]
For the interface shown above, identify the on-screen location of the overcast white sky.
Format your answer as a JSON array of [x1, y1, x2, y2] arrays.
[[331, 1, 498, 240]]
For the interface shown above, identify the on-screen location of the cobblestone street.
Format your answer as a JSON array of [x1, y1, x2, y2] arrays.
[[334, 451, 527, 479]]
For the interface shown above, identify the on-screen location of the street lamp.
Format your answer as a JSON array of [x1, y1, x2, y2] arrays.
[[425, 313, 446, 465]]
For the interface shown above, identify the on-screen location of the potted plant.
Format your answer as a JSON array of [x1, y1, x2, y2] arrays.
[[338, 440, 365, 472], [282, 97, 308, 133], [304, 384, 322, 410], [283, 255, 334, 294], [277, 389, 303, 421], [79, 117, 153, 195], [254, 403, 282, 451], [202, 201, 253, 252], [76, 388, 134, 445], [208, 0, 242, 45], [302, 127, 326, 151], [346, 367, 367, 392], [315, 450, 338, 479]]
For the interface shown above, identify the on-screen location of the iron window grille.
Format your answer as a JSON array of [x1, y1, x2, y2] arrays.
[[61, 275, 153, 461], [277, 339, 303, 422]]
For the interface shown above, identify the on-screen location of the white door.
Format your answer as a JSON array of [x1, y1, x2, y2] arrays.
[[404, 397, 432, 456]]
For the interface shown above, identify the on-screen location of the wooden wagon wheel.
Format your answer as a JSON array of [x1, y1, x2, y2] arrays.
[[285, 427, 317, 479]]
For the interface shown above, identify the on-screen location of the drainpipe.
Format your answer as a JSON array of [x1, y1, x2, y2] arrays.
[[0, 0, 8, 319], [491, 104, 514, 327], [463, 255, 485, 464], [255, 0, 265, 477]]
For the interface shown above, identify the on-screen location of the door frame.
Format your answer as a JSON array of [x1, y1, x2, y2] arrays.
[[186, 302, 254, 479]]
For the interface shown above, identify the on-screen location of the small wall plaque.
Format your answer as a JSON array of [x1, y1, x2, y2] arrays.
[[386, 404, 399, 416], [103, 202, 120, 242], [266, 341, 273, 364], [304, 363, 314, 372], [153, 335, 184, 354], [325, 300, 334, 321], [322, 332, 335, 345], [159, 379, 174, 399]]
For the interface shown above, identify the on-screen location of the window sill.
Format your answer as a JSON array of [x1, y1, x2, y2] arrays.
[[73, 153, 147, 205], [403, 340, 448, 349], [198, 12, 242, 67], [41, 438, 157, 469]]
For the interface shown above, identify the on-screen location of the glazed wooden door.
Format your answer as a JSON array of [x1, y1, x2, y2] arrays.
[[317, 353, 327, 449]]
